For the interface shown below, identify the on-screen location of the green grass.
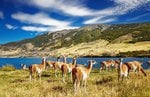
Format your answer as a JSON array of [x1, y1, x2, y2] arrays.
[[0, 69, 150, 97]]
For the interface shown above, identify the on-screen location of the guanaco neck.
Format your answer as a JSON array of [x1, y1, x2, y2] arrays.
[[87, 61, 93, 74], [42, 58, 46, 70], [57, 57, 60, 62], [63, 56, 67, 64], [72, 58, 76, 66], [118, 59, 123, 74]]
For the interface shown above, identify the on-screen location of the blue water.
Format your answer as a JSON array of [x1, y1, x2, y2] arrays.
[[0, 57, 150, 69]]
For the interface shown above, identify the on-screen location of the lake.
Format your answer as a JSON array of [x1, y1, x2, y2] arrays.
[[0, 57, 150, 69]]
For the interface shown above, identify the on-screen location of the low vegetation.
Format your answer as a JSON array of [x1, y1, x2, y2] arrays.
[[0, 64, 16, 71], [0, 68, 150, 97]]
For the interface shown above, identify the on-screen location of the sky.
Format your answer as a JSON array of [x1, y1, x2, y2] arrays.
[[0, 0, 150, 44]]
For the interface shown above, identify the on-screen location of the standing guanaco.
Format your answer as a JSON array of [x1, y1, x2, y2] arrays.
[[29, 57, 46, 81], [72, 60, 96, 93]]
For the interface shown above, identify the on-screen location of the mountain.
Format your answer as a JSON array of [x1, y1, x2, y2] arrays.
[[0, 22, 150, 57]]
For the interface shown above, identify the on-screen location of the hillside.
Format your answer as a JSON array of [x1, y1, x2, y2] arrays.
[[0, 22, 150, 57]]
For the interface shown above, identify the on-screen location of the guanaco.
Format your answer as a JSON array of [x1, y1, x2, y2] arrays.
[[72, 60, 96, 93], [29, 57, 46, 81], [61, 56, 77, 83]]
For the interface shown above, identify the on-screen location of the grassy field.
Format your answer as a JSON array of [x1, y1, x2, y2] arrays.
[[52, 40, 150, 56], [0, 67, 150, 97]]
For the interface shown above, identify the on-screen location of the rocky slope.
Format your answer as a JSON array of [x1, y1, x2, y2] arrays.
[[0, 22, 150, 57]]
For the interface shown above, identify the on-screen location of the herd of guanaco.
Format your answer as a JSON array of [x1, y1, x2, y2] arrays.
[[28, 56, 149, 93]]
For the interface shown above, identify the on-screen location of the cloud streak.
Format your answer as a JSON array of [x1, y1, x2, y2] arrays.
[[11, 0, 150, 33], [25, 0, 149, 24], [12, 12, 78, 32], [84, 0, 150, 24], [28, 0, 93, 16], [5, 24, 17, 30], [21, 26, 49, 32], [21, 25, 79, 32], [11, 12, 69, 26]]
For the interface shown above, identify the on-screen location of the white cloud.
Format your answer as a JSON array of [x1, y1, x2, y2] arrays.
[[28, 0, 93, 16], [111, 0, 150, 15], [27, 0, 149, 17], [12, 12, 79, 32], [21, 25, 79, 32], [50, 25, 79, 32], [84, 17, 117, 24], [5, 24, 17, 30], [0, 11, 4, 19], [84, 0, 149, 24], [98, 18, 117, 24], [84, 17, 103, 24], [21, 26, 49, 32], [11, 12, 70, 26], [12, 0, 150, 32]]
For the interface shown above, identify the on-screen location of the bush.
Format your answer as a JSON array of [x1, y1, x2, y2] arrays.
[[1, 64, 16, 71]]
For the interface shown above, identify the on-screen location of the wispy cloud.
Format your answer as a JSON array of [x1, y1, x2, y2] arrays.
[[5, 24, 17, 30], [0, 11, 4, 19], [12, 0, 150, 32], [27, 0, 93, 16], [21, 26, 49, 32], [21, 25, 79, 32], [11, 12, 69, 26], [84, 17, 117, 24], [126, 13, 150, 21], [84, 0, 150, 24], [25, 0, 149, 24], [12, 12, 78, 32]]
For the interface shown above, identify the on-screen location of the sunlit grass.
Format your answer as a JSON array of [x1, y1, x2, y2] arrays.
[[0, 68, 150, 97]]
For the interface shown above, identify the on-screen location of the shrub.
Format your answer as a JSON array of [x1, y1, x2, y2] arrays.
[[1, 64, 16, 71]]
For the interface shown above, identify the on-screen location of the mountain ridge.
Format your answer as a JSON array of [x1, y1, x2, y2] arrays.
[[0, 22, 150, 57]]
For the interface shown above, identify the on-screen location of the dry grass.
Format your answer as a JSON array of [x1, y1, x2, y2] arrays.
[[0, 68, 150, 97], [0, 40, 150, 57], [52, 40, 150, 56]]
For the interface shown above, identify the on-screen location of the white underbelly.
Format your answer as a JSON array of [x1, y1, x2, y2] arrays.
[[81, 69, 87, 80], [36, 67, 42, 74]]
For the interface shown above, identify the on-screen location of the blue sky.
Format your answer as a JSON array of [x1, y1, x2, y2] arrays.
[[0, 0, 150, 44]]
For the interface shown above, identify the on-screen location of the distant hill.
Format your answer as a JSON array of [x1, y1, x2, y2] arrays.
[[0, 22, 150, 57]]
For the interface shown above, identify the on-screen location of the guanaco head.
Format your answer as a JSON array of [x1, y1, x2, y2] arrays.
[[119, 58, 123, 64], [42, 57, 46, 64], [146, 61, 150, 68], [88, 60, 97, 65], [147, 61, 150, 65], [110, 60, 115, 66], [57, 56, 61, 61], [72, 56, 77, 65], [46, 61, 53, 68]]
